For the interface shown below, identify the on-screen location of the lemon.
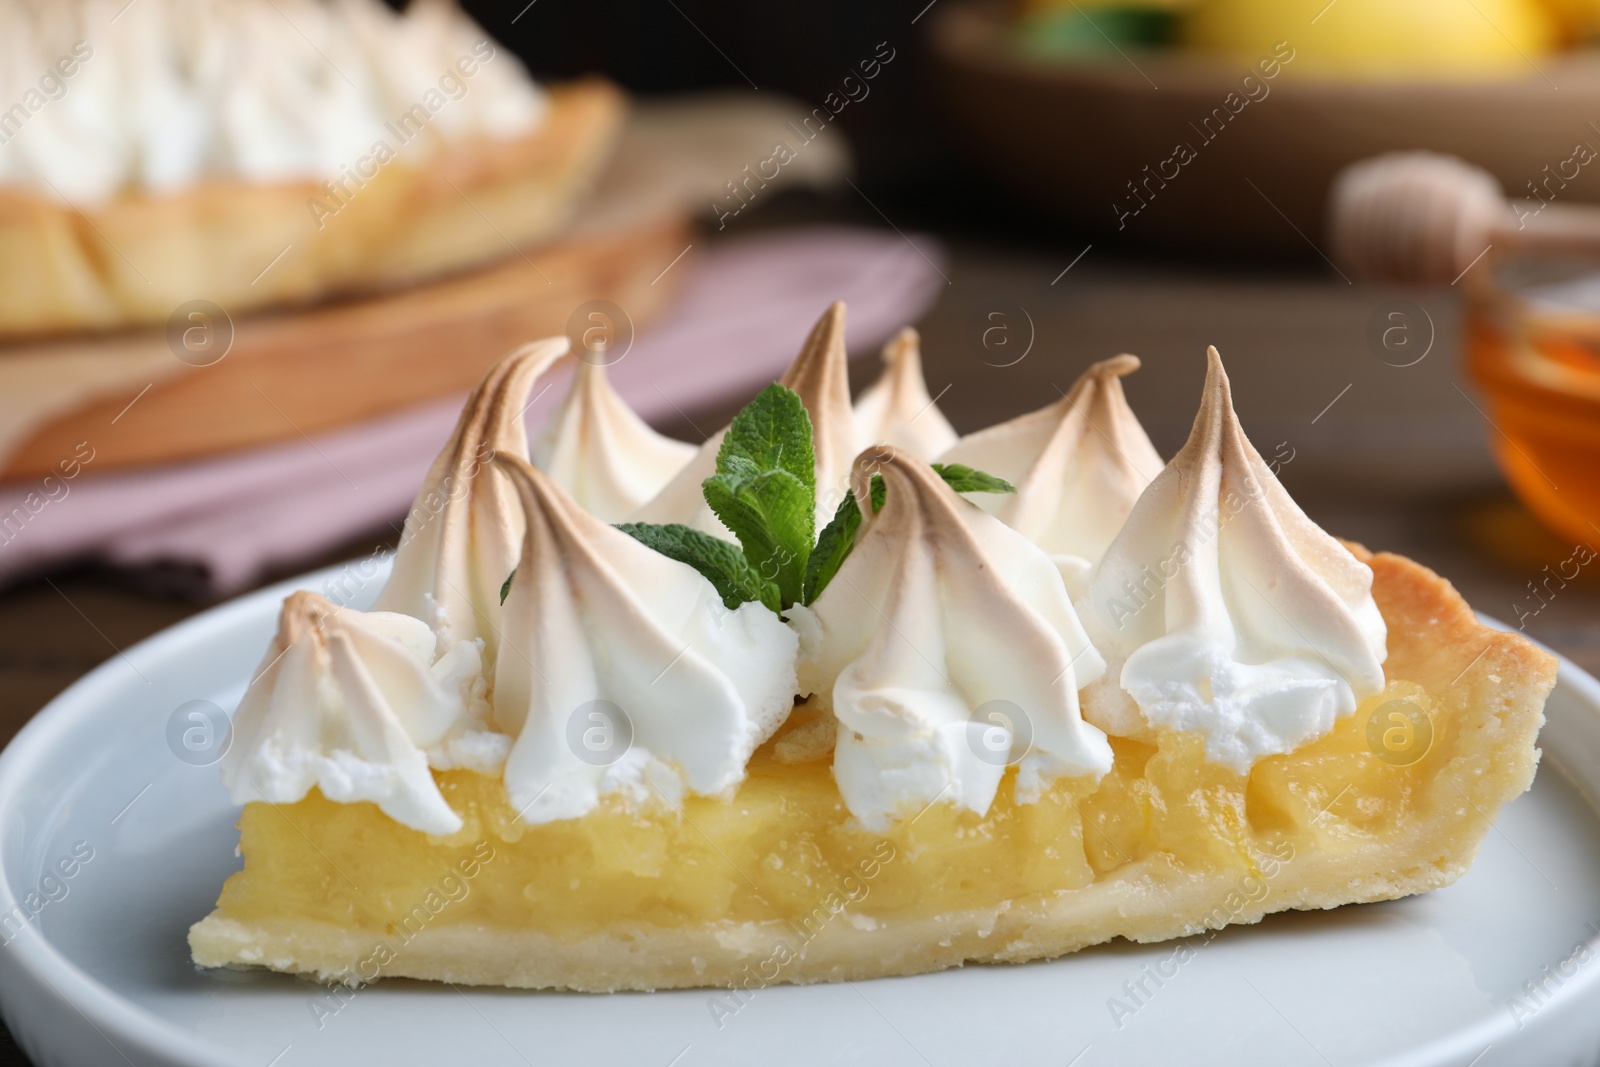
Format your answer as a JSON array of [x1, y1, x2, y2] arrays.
[[1184, 0, 1557, 76], [1533, 0, 1600, 39]]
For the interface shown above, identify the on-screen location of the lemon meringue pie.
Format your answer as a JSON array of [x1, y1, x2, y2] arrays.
[[190, 307, 1554, 992], [0, 0, 622, 337]]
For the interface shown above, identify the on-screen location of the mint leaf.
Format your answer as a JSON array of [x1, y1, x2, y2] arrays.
[[500, 568, 516, 605], [700, 383, 817, 608], [932, 463, 1015, 495], [617, 522, 780, 611], [703, 468, 812, 607], [804, 492, 864, 605], [718, 383, 816, 501]]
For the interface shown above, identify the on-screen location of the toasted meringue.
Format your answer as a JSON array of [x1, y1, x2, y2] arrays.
[[629, 301, 857, 534], [221, 591, 495, 835], [794, 448, 1111, 831], [0, 0, 546, 203], [1076, 346, 1387, 772], [937, 354, 1161, 597], [531, 358, 696, 523], [373, 340, 566, 664], [853, 327, 957, 460], [491, 454, 798, 824]]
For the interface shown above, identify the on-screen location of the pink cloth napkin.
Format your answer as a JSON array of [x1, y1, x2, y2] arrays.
[[0, 227, 947, 597]]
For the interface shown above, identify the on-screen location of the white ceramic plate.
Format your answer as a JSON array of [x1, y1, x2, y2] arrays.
[[2, 563, 1599, 1067]]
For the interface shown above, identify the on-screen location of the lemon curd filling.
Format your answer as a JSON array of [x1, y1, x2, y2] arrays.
[[215, 683, 1438, 944]]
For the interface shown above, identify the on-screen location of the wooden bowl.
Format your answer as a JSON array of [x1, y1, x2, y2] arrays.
[[929, 0, 1600, 255]]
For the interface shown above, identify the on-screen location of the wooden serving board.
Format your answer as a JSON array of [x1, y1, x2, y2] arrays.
[[0, 212, 691, 480]]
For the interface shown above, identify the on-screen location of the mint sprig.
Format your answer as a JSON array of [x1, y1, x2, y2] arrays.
[[614, 384, 1013, 612], [931, 462, 1015, 496], [616, 522, 781, 612], [700, 386, 815, 606], [803, 490, 864, 606]]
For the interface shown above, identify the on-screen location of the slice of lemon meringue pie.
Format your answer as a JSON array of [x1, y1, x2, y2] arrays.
[[191, 308, 1555, 992]]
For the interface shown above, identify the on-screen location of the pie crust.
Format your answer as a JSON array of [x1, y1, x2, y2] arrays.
[[188, 544, 1555, 991], [0, 79, 624, 339]]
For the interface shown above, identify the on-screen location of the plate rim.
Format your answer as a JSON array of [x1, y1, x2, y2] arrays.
[[0, 565, 1597, 1067], [0, 563, 351, 1067]]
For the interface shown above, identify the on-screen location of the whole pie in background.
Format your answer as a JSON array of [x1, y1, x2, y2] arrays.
[[0, 0, 622, 338]]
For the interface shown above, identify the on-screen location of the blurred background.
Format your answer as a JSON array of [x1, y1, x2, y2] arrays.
[[6, 0, 1600, 916]]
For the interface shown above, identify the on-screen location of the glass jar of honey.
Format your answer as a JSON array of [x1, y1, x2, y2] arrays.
[[1465, 264, 1600, 548]]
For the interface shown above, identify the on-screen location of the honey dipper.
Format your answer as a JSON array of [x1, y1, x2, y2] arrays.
[[1327, 151, 1600, 284]]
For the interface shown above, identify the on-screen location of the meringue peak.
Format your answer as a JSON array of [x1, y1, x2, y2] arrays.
[[375, 339, 566, 661], [853, 327, 958, 460], [489, 453, 799, 823], [628, 302, 857, 534], [779, 301, 857, 506], [532, 357, 696, 523], [795, 448, 1111, 831], [937, 352, 1160, 597], [1077, 345, 1387, 771], [222, 590, 491, 836]]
